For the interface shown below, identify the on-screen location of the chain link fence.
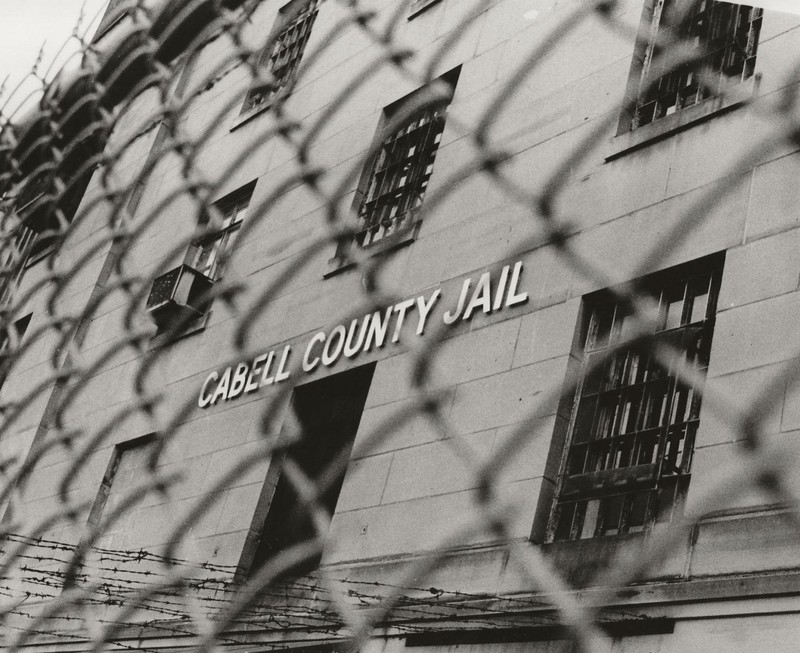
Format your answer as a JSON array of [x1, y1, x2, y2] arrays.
[[0, 0, 798, 651]]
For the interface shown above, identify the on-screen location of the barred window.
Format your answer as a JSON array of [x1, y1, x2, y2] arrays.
[[189, 184, 253, 281], [241, 0, 321, 114], [628, 0, 762, 130], [354, 69, 459, 249], [549, 256, 723, 542]]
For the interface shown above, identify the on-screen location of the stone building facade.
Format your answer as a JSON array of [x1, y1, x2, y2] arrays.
[[6, 0, 800, 650]]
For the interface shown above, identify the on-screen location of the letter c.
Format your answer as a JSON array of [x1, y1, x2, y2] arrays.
[[198, 371, 219, 408], [303, 332, 326, 372]]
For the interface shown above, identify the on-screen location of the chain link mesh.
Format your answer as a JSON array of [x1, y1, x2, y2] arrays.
[[0, 0, 797, 651]]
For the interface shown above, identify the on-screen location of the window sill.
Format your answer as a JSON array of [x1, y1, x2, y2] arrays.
[[607, 77, 757, 161], [408, 0, 444, 20], [24, 245, 56, 269], [323, 229, 417, 279], [232, 84, 298, 132], [230, 100, 273, 132], [541, 532, 656, 588]]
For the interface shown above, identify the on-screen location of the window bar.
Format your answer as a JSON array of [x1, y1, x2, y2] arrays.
[[243, 0, 321, 113], [356, 108, 446, 247], [549, 263, 721, 541], [632, 1, 762, 130]]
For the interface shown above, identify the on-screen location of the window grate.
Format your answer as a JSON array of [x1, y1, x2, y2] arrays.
[[356, 105, 447, 248], [550, 258, 723, 541], [242, 0, 321, 113], [631, 0, 762, 130]]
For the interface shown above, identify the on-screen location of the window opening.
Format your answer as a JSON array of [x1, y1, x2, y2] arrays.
[[548, 256, 723, 541], [628, 0, 762, 130], [251, 363, 375, 577], [0, 313, 32, 393], [242, 0, 322, 114], [354, 68, 459, 249], [0, 225, 37, 305], [189, 189, 252, 281]]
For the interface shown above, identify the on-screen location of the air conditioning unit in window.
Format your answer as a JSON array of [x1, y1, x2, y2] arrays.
[[145, 264, 213, 329]]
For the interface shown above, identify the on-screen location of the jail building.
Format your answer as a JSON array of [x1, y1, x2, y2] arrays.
[[5, 0, 800, 651]]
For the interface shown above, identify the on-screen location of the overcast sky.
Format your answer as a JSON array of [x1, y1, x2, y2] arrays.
[[0, 0, 109, 115]]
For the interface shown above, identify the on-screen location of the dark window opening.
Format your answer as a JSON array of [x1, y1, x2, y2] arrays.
[[548, 255, 723, 541], [241, 0, 322, 114], [625, 0, 762, 131], [251, 363, 375, 578], [351, 67, 460, 250], [0, 226, 37, 305], [0, 313, 32, 393]]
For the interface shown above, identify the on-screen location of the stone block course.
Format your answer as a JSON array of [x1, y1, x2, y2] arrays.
[[336, 452, 393, 512], [710, 290, 800, 378], [718, 228, 800, 311], [493, 415, 563, 484], [326, 477, 540, 563], [380, 428, 495, 504], [215, 482, 265, 535], [698, 363, 785, 447], [512, 299, 580, 368], [747, 151, 800, 241], [448, 356, 569, 434], [355, 396, 451, 458]]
